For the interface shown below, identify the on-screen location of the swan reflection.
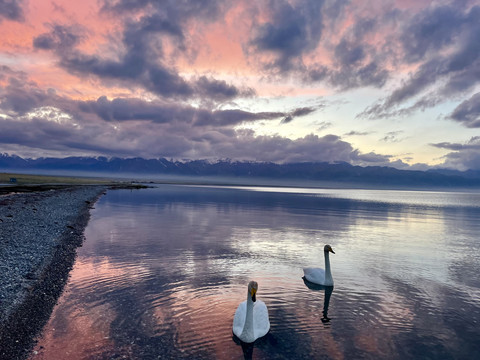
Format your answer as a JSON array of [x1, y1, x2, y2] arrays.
[[303, 276, 334, 324], [232, 335, 254, 360]]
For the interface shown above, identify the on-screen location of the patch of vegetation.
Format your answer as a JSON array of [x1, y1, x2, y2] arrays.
[[0, 172, 113, 185]]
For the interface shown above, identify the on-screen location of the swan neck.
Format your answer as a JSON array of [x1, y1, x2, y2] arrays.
[[241, 293, 255, 342], [324, 251, 333, 285]]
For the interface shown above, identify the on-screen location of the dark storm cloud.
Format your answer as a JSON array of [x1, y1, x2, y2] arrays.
[[0, 0, 24, 22], [448, 92, 480, 128], [249, 0, 324, 71]]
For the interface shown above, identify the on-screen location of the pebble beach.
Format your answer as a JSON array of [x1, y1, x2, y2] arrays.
[[0, 185, 108, 359]]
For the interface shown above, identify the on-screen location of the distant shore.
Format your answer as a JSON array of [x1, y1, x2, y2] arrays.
[[0, 177, 147, 359]]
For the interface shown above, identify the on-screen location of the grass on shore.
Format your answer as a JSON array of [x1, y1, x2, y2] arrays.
[[0, 172, 114, 185]]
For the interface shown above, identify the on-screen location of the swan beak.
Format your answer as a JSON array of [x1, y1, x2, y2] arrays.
[[330, 248, 335, 254], [250, 288, 257, 302]]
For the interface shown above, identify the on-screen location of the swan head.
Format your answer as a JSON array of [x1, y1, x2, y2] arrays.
[[324, 244, 335, 254], [248, 281, 258, 302]]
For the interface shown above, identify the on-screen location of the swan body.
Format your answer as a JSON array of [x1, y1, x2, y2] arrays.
[[303, 244, 335, 286], [233, 281, 270, 343]]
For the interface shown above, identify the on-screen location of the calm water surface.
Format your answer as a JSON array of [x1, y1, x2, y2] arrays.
[[31, 185, 480, 359]]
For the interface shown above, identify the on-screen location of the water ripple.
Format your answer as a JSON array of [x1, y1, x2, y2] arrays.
[[30, 185, 480, 360]]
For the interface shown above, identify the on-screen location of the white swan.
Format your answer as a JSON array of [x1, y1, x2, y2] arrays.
[[303, 244, 335, 286], [232, 281, 270, 343]]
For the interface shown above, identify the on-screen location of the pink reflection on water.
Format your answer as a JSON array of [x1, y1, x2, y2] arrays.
[[31, 268, 116, 358]]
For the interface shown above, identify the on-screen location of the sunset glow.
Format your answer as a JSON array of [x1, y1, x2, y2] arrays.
[[1, 0, 480, 170]]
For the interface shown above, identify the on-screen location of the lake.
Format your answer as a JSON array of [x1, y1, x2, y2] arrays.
[[31, 185, 480, 359]]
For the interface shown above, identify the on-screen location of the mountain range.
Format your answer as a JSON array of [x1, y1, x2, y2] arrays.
[[2, 153, 480, 188]]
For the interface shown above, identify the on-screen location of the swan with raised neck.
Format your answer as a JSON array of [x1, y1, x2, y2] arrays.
[[303, 244, 335, 286], [233, 281, 270, 343]]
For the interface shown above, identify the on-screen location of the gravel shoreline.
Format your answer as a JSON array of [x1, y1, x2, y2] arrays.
[[0, 185, 108, 359]]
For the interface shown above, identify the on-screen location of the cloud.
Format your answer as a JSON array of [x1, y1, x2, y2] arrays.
[[431, 137, 480, 151], [359, 4, 480, 119], [328, 61, 389, 90], [0, 68, 324, 130], [0, 0, 25, 22], [33, 24, 84, 51], [448, 92, 480, 128], [32, 22, 195, 97], [194, 76, 255, 101], [0, 68, 55, 115], [300, 6, 389, 90], [78, 96, 190, 123], [217, 133, 360, 164], [8, 0, 480, 171], [0, 71, 394, 165], [344, 131, 371, 136], [334, 39, 365, 67], [32, 5, 251, 101], [431, 137, 480, 170], [280, 106, 317, 124], [77, 96, 316, 127], [100, 0, 223, 23], [0, 106, 393, 165], [380, 131, 403, 143], [315, 121, 331, 132], [0, 61, 406, 168], [353, 151, 392, 164], [400, 5, 467, 64], [248, 0, 324, 72], [197, 109, 285, 127]]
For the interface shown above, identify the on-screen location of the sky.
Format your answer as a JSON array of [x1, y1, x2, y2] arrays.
[[0, 0, 480, 171]]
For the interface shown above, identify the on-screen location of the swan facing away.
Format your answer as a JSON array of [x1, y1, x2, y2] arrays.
[[233, 281, 270, 343], [303, 244, 335, 286]]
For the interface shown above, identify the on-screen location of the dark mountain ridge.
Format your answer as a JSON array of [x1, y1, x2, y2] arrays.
[[1, 153, 480, 188]]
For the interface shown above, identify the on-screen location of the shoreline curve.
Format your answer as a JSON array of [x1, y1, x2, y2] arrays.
[[0, 185, 107, 359]]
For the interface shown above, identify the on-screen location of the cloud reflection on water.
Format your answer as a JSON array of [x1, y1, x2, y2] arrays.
[[31, 185, 480, 359]]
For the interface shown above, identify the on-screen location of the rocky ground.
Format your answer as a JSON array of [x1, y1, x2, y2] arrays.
[[0, 185, 108, 359]]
